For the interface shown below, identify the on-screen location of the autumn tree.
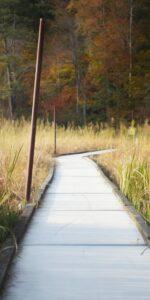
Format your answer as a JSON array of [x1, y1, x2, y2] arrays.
[[0, 0, 149, 124]]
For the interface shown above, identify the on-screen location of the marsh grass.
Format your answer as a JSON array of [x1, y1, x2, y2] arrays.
[[0, 119, 53, 243], [94, 123, 150, 223], [55, 124, 115, 154], [0, 119, 115, 243], [0, 206, 19, 242], [0, 119, 149, 243]]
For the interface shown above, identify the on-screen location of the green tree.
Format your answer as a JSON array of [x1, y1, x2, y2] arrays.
[[0, 0, 54, 119]]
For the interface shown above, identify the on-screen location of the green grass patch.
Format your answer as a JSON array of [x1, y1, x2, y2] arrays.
[[0, 205, 19, 244]]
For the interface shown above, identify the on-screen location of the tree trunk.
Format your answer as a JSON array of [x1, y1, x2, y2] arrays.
[[69, 18, 80, 115], [81, 82, 87, 126], [3, 38, 14, 120], [6, 64, 14, 120], [129, 0, 133, 99], [76, 67, 80, 114], [83, 96, 87, 126]]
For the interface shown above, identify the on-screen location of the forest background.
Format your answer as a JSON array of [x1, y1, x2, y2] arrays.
[[0, 0, 149, 126]]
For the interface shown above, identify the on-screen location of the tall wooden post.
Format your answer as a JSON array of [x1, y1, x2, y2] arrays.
[[25, 19, 45, 202]]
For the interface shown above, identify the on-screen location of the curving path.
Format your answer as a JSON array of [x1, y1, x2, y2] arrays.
[[1, 150, 150, 300]]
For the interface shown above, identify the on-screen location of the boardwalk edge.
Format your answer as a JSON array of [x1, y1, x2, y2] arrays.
[[87, 157, 150, 246], [0, 165, 55, 291]]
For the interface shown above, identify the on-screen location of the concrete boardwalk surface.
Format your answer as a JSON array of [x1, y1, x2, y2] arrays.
[[1, 151, 150, 300]]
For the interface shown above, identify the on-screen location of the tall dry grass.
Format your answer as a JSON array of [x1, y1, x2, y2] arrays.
[[0, 119, 149, 242], [0, 119, 53, 203], [0, 119, 53, 242], [0, 119, 115, 242], [0, 120, 115, 204], [94, 122, 150, 223], [55, 124, 115, 154]]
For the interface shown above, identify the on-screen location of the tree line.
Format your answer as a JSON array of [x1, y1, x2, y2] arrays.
[[0, 0, 149, 125]]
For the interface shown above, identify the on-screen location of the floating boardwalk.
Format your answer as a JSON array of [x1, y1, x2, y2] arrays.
[[1, 151, 150, 299]]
